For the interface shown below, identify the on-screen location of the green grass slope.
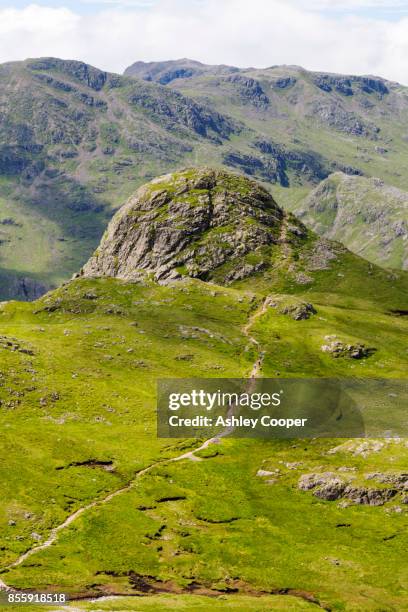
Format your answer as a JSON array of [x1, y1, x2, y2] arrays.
[[0, 232, 407, 610]]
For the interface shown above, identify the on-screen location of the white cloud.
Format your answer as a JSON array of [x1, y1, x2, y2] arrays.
[[80, 0, 156, 6], [0, 0, 407, 84], [291, 0, 408, 8]]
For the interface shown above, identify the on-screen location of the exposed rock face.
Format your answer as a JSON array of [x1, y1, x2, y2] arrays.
[[28, 58, 109, 91], [310, 100, 380, 138], [314, 75, 354, 96], [313, 74, 389, 97], [342, 486, 397, 506], [224, 75, 270, 107], [0, 275, 51, 301], [223, 150, 287, 185], [127, 88, 237, 140], [271, 76, 297, 89], [81, 168, 291, 284]]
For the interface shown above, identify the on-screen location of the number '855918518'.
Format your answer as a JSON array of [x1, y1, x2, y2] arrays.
[[5, 592, 67, 605]]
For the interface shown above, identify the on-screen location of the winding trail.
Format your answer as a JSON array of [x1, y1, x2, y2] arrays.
[[0, 298, 269, 592], [0, 297, 327, 609]]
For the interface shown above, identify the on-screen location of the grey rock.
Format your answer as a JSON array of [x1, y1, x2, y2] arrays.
[[268, 296, 316, 320], [224, 75, 270, 107], [271, 76, 297, 89], [310, 100, 380, 139], [365, 472, 408, 490], [313, 479, 347, 501], [343, 486, 397, 506], [298, 472, 339, 490], [321, 339, 375, 359], [299, 472, 349, 501]]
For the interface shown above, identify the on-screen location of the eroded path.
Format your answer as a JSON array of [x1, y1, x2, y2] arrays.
[[0, 299, 268, 591]]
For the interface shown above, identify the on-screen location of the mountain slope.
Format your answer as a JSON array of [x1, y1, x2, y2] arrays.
[[2, 57, 408, 299], [291, 172, 408, 270], [0, 170, 407, 609], [0, 58, 240, 299], [164, 63, 408, 191]]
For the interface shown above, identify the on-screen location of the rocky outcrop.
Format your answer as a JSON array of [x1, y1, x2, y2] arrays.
[[0, 274, 51, 301], [321, 336, 375, 359], [314, 73, 389, 97], [252, 139, 339, 186], [223, 150, 287, 185], [224, 140, 332, 187], [81, 168, 297, 284], [310, 100, 380, 138], [0, 335, 34, 356], [224, 75, 269, 107], [342, 486, 397, 506], [267, 295, 316, 320], [271, 76, 297, 89], [28, 58, 108, 91], [128, 86, 238, 140], [314, 75, 354, 96], [299, 472, 348, 501], [298, 471, 404, 506]]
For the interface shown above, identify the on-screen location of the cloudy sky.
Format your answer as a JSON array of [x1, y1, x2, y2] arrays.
[[0, 0, 408, 83]]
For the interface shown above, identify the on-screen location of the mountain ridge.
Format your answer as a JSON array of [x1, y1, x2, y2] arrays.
[[124, 57, 399, 88]]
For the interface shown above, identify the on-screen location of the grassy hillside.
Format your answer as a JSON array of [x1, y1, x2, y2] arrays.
[[0, 238, 407, 610]]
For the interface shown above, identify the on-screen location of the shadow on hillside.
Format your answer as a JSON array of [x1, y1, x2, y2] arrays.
[[0, 171, 112, 300]]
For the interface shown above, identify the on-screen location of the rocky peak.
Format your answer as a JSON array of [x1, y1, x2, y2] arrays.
[[124, 58, 239, 84], [27, 58, 109, 91], [81, 168, 297, 284]]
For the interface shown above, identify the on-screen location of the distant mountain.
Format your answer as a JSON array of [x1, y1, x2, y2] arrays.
[[293, 173, 408, 270], [124, 58, 239, 84], [156, 61, 408, 191], [0, 57, 240, 299], [1, 56, 408, 299], [123, 60, 408, 270]]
